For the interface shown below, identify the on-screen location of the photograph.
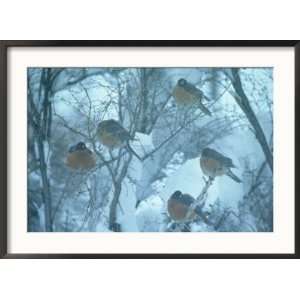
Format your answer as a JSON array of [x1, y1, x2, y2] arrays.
[[27, 67, 273, 233]]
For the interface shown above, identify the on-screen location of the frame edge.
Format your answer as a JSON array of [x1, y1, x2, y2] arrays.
[[0, 40, 298, 258], [0, 41, 8, 258]]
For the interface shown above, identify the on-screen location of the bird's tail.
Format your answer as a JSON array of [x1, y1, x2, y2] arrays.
[[194, 206, 203, 217], [135, 200, 141, 208], [226, 169, 242, 183], [126, 141, 142, 161], [198, 101, 212, 116]]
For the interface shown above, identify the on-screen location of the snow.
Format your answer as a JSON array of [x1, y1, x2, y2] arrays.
[[160, 158, 204, 203], [28, 67, 273, 232], [118, 177, 139, 231], [117, 133, 153, 231], [136, 195, 164, 232]]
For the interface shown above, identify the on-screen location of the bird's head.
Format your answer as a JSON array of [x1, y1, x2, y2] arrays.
[[178, 78, 187, 87], [105, 119, 118, 125], [76, 141, 87, 151], [201, 147, 212, 157], [98, 119, 119, 130], [171, 190, 182, 200]]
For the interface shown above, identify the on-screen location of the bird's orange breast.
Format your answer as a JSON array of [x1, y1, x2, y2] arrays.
[[97, 129, 123, 148], [66, 151, 96, 170], [173, 85, 198, 105], [167, 199, 196, 222], [200, 157, 225, 177]]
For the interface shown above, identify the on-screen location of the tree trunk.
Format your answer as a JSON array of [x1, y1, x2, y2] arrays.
[[108, 154, 133, 232], [108, 182, 122, 232], [37, 136, 53, 231], [30, 69, 54, 231], [139, 69, 149, 133], [230, 69, 273, 172]]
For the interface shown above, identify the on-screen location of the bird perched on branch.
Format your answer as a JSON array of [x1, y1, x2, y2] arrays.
[[172, 78, 212, 116], [200, 147, 242, 183], [97, 119, 142, 160], [97, 119, 133, 148], [66, 142, 96, 170], [167, 190, 203, 223]]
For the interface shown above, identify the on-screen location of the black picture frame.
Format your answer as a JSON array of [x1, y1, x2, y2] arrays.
[[0, 40, 299, 259]]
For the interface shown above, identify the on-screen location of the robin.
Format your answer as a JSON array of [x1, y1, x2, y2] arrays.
[[66, 142, 96, 170], [97, 119, 133, 148], [97, 119, 142, 160], [172, 78, 212, 116], [200, 147, 242, 183], [167, 190, 203, 223]]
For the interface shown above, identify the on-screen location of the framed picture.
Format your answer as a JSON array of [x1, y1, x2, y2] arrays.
[[0, 40, 299, 258]]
